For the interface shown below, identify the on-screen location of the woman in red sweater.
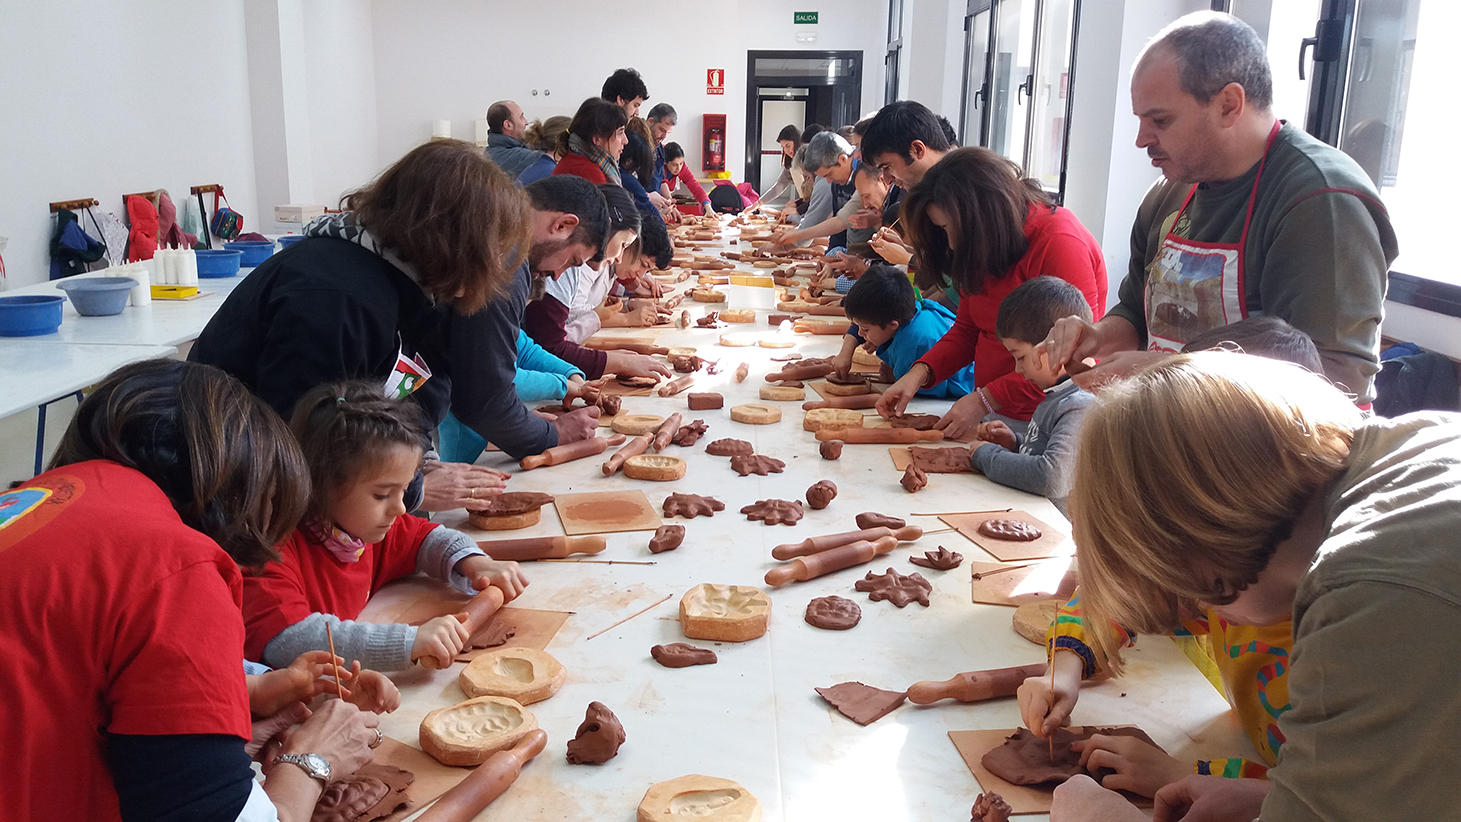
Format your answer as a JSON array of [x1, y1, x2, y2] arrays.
[[877, 148, 1107, 436], [552, 97, 629, 185]]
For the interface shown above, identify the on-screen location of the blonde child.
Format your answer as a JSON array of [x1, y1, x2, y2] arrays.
[[243, 381, 528, 671]]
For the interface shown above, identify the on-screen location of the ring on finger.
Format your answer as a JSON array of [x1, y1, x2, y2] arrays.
[[370, 728, 383, 748], [469, 487, 477, 499]]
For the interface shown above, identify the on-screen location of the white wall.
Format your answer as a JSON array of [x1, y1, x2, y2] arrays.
[[903, 0, 967, 123], [368, 0, 888, 179], [0, 0, 259, 288], [301, 0, 379, 207]]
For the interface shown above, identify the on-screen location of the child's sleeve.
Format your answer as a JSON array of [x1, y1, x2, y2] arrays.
[[971, 395, 1090, 499], [1046, 590, 1136, 679], [1194, 758, 1270, 779], [914, 299, 981, 386], [262, 614, 415, 672], [522, 294, 609, 378], [416, 524, 487, 596]]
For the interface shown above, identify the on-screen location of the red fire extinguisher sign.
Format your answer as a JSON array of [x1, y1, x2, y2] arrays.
[[707, 68, 725, 96]]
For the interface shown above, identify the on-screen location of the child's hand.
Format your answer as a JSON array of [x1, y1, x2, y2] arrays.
[[459, 555, 530, 601], [247, 650, 347, 717], [1017, 651, 1084, 738], [830, 348, 855, 379], [563, 376, 600, 409], [342, 662, 401, 714], [412, 615, 470, 670], [976, 420, 1018, 451], [1074, 734, 1190, 798]]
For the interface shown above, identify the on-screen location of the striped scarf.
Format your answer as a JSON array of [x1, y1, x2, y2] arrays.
[[568, 132, 621, 186]]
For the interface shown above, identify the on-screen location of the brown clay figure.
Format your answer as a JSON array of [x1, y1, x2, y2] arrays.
[[978, 518, 1043, 541], [650, 643, 719, 667], [730, 454, 785, 476], [649, 525, 686, 554], [309, 763, 413, 822], [696, 312, 721, 328], [909, 546, 963, 570], [887, 413, 942, 430], [805, 480, 837, 509], [704, 438, 753, 457], [670, 420, 709, 447], [670, 355, 702, 373], [466, 492, 556, 531], [741, 498, 804, 525], [971, 792, 1013, 822], [909, 446, 975, 474], [855, 567, 932, 607], [598, 395, 622, 417], [855, 512, 905, 530], [814, 682, 907, 726], [982, 727, 1161, 786], [662, 493, 725, 519], [901, 464, 928, 493], [565, 702, 625, 765], [819, 440, 843, 460], [804, 595, 862, 630], [687, 393, 723, 410]]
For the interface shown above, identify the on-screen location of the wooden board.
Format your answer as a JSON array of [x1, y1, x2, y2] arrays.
[[599, 380, 656, 397], [372, 736, 472, 822], [947, 727, 1153, 815], [807, 379, 883, 401], [555, 489, 663, 536], [887, 444, 977, 471], [970, 557, 1079, 607], [940, 510, 1073, 563]]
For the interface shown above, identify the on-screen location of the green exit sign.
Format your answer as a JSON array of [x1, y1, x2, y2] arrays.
[[794, 11, 819, 24]]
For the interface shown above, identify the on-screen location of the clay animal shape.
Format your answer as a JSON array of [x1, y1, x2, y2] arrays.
[[598, 395, 623, 416], [730, 454, 785, 476], [971, 792, 1012, 822], [696, 312, 720, 327], [662, 493, 725, 519], [704, 438, 753, 457], [671, 420, 709, 447], [741, 498, 804, 525], [805, 480, 837, 509], [855, 567, 932, 607], [649, 525, 686, 554], [565, 702, 625, 765], [909, 546, 963, 570], [650, 643, 719, 668]]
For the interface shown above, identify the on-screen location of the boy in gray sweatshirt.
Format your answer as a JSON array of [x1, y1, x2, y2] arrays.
[[971, 277, 1095, 516]]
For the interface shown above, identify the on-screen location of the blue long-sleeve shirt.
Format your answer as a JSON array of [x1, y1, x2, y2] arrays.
[[873, 300, 975, 398]]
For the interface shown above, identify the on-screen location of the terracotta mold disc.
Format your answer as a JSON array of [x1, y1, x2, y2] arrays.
[[720, 309, 756, 323], [467, 507, 541, 531], [679, 583, 771, 642], [815, 681, 907, 726], [757, 337, 797, 349], [418, 695, 537, 766], [759, 384, 806, 402], [636, 774, 762, 822], [730, 403, 782, 424], [612, 414, 667, 436], [718, 332, 757, 347], [458, 647, 567, 705], [624, 454, 688, 482], [802, 408, 864, 432]]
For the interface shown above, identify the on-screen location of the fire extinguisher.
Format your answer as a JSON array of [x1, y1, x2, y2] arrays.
[[707, 127, 724, 170]]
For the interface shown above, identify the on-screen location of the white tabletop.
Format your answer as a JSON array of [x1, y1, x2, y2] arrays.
[[0, 341, 177, 419], [1, 268, 252, 348], [364, 230, 1251, 821]]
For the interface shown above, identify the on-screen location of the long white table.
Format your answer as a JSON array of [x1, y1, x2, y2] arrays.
[[366, 232, 1251, 821]]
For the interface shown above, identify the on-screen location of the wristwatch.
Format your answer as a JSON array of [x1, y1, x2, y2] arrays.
[[276, 752, 332, 783]]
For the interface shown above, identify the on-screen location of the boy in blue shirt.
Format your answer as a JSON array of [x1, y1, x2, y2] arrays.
[[833, 264, 974, 398]]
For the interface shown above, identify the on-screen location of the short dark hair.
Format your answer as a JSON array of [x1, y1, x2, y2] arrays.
[[50, 359, 309, 568], [646, 102, 677, 123], [800, 123, 826, 144], [592, 183, 642, 264], [561, 97, 629, 154], [344, 139, 531, 315], [619, 129, 656, 190], [860, 101, 953, 166], [902, 146, 1052, 296], [1181, 316, 1322, 372], [852, 116, 875, 137], [994, 277, 1093, 344], [842, 265, 917, 329], [601, 68, 649, 104], [853, 161, 883, 185], [1145, 11, 1273, 110], [634, 204, 674, 269], [663, 141, 685, 163], [525, 175, 611, 254], [289, 380, 430, 519], [486, 101, 514, 133], [937, 115, 958, 147]]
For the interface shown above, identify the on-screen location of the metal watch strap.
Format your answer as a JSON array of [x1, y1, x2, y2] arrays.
[[276, 752, 331, 783]]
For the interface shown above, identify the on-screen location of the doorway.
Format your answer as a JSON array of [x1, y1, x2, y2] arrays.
[[743, 50, 863, 194]]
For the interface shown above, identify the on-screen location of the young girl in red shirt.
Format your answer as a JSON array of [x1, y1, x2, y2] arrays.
[[243, 381, 529, 671]]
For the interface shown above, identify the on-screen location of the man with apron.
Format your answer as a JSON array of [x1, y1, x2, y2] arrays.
[[1040, 11, 1396, 405]]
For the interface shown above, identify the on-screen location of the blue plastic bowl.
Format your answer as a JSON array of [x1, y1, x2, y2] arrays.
[[276, 234, 306, 248], [195, 249, 243, 278], [224, 240, 275, 266], [56, 277, 137, 317], [0, 294, 65, 336]]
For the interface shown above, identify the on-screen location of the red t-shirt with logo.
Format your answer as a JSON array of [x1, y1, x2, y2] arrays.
[[0, 460, 252, 821], [241, 514, 440, 662]]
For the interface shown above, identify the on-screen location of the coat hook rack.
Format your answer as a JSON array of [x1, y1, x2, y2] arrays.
[[123, 191, 161, 208], [49, 198, 99, 213], [189, 184, 222, 195]]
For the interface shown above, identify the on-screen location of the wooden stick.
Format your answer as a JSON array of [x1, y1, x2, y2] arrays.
[[539, 558, 657, 566], [970, 562, 1040, 581], [908, 508, 1014, 516], [1049, 659, 1057, 762], [585, 593, 673, 640], [920, 526, 955, 535], [324, 623, 343, 699]]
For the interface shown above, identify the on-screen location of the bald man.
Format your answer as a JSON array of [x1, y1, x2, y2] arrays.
[[484, 100, 543, 178]]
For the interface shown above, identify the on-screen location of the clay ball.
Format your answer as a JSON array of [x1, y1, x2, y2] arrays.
[[819, 440, 843, 460], [805, 480, 837, 510]]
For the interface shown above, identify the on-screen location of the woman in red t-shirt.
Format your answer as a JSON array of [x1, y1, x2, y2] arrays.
[[876, 147, 1108, 435], [0, 360, 380, 822], [243, 381, 529, 673]]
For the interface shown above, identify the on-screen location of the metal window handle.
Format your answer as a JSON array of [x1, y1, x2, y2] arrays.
[[1299, 36, 1317, 80], [1017, 74, 1033, 104], [1299, 18, 1347, 80]]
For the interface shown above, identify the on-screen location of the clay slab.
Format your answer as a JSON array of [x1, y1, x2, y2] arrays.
[[557, 490, 664, 536], [370, 737, 473, 822], [940, 511, 1073, 563], [947, 727, 1155, 815]]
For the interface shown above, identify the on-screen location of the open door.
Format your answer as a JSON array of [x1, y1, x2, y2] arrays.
[[743, 51, 863, 192]]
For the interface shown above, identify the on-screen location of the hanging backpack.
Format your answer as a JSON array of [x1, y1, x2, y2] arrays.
[[708, 182, 744, 215], [209, 187, 243, 240]]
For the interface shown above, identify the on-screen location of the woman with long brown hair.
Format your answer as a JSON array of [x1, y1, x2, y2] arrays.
[[553, 97, 630, 186], [1033, 352, 1461, 822], [875, 147, 1107, 437], [190, 139, 531, 511], [0, 359, 383, 822]]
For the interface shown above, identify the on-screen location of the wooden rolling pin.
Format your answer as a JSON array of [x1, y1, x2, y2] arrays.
[[520, 437, 609, 470], [413, 729, 548, 822], [657, 375, 695, 397], [602, 434, 653, 475], [764, 535, 898, 586], [802, 395, 881, 410], [475, 535, 607, 561], [814, 427, 945, 443], [794, 320, 851, 335], [806, 304, 847, 316], [454, 586, 507, 635], [906, 663, 1049, 705], [582, 339, 669, 355], [772, 525, 923, 560], [734, 362, 749, 382], [652, 413, 683, 451], [766, 360, 834, 382]]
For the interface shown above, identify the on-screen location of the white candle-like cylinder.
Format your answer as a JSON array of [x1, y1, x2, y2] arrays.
[[474, 118, 490, 144], [179, 249, 198, 286], [432, 119, 451, 139], [130, 277, 151, 306]]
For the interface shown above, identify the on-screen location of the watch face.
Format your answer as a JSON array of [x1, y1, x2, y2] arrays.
[[302, 753, 331, 778]]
